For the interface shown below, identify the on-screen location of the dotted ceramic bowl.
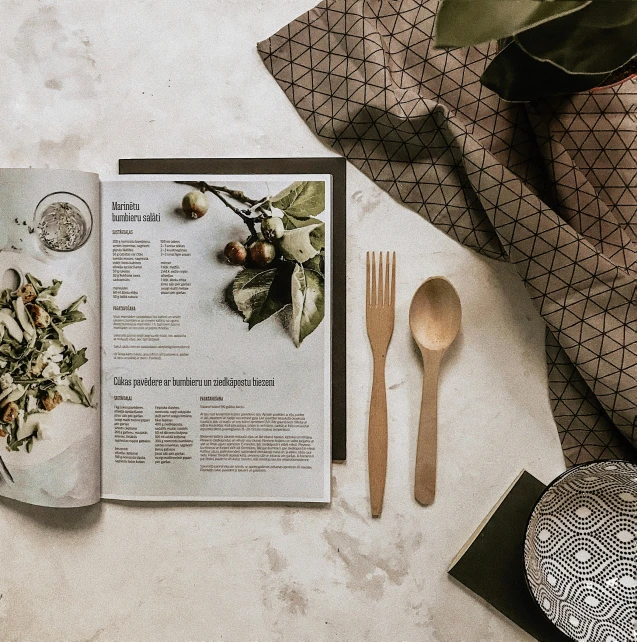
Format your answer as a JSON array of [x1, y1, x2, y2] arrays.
[[524, 461, 637, 642]]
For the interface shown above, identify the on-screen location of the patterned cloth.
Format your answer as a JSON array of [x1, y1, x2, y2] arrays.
[[257, 0, 637, 467]]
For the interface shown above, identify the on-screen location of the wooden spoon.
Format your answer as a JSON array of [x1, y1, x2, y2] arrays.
[[409, 277, 461, 506]]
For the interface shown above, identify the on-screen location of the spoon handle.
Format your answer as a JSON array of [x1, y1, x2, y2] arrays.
[[368, 355, 388, 517], [415, 349, 442, 506]]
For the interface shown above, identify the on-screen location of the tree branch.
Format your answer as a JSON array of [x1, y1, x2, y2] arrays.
[[176, 180, 267, 240], [176, 181, 265, 207], [209, 189, 259, 239]]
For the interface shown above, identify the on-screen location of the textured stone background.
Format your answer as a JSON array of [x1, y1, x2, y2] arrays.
[[0, 1, 565, 640]]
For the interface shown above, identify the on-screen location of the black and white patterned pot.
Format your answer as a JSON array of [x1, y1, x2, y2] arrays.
[[525, 461, 637, 642]]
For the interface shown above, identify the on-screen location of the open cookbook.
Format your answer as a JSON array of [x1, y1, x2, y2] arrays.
[[0, 161, 341, 507]]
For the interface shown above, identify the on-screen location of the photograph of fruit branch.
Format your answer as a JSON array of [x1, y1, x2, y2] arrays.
[[177, 180, 326, 347]]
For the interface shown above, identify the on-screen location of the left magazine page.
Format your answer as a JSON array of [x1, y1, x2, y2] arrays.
[[0, 169, 101, 507]]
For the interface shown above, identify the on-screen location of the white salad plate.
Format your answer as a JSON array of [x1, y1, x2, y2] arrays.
[[0, 250, 98, 470]]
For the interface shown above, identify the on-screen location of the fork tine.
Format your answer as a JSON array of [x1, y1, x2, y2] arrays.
[[371, 252, 377, 306], [391, 252, 396, 307], [378, 251, 384, 306], [385, 252, 390, 306], [366, 252, 370, 307]]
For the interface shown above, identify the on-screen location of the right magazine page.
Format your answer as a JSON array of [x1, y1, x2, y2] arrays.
[[100, 175, 332, 502]]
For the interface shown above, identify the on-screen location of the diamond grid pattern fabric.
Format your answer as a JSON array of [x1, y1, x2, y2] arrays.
[[257, 0, 637, 466]]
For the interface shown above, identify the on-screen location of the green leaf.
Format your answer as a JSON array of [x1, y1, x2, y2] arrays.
[[38, 279, 63, 298], [232, 268, 276, 321], [278, 224, 323, 262], [290, 265, 324, 346], [282, 215, 326, 253], [303, 253, 324, 274], [0, 289, 12, 307], [232, 267, 292, 328], [515, 2, 637, 75], [65, 347, 89, 373], [25, 274, 44, 292], [50, 322, 71, 348], [57, 310, 87, 328], [62, 295, 87, 315], [309, 224, 325, 253], [282, 214, 322, 230], [481, 39, 609, 101], [8, 433, 36, 451], [249, 263, 294, 328], [67, 372, 95, 408], [35, 298, 61, 316], [434, 0, 590, 47], [270, 181, 325, 218]]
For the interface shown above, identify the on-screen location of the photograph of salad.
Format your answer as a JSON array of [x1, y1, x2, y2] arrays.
[[0, 274, 95, 482]]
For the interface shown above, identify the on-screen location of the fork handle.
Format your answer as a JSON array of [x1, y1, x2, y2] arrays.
[[415, 349, 442, 506], [368, 354, 388, 517]]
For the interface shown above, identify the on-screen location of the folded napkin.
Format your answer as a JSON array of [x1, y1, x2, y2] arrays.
[[258, 0, 637, 466]]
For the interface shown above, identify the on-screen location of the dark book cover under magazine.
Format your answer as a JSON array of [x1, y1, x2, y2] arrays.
[[449, 471, 571, 642], [119, 157, 347, 462]]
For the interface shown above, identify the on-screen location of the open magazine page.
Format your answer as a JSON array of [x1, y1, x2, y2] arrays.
[[0, 169, 101, 507], [101, 176, 331, 501]]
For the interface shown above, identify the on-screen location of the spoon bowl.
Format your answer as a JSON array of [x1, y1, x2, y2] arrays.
[[409, 277, 462, 352], [409, 276, 462, 506]]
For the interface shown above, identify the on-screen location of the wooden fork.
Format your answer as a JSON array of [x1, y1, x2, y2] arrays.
[[366, 251, 396, 518]]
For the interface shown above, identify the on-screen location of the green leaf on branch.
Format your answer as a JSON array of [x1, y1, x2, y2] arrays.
[[290, 265, 324, 347], [270, 181, 325, 218], [278, 224, 323, 263], [434, 0, 590, 47], [309, 224, 325, 253], [283, 214, 326, 253], [249, 263, 294, 328], [231, 265, 293, 329], [282, 214, 322, 230], [303, 252, 324, 274], [232, 268, 276, 324]]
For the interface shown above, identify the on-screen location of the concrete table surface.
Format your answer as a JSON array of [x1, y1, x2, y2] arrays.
[[0, 2, 565, 640]]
